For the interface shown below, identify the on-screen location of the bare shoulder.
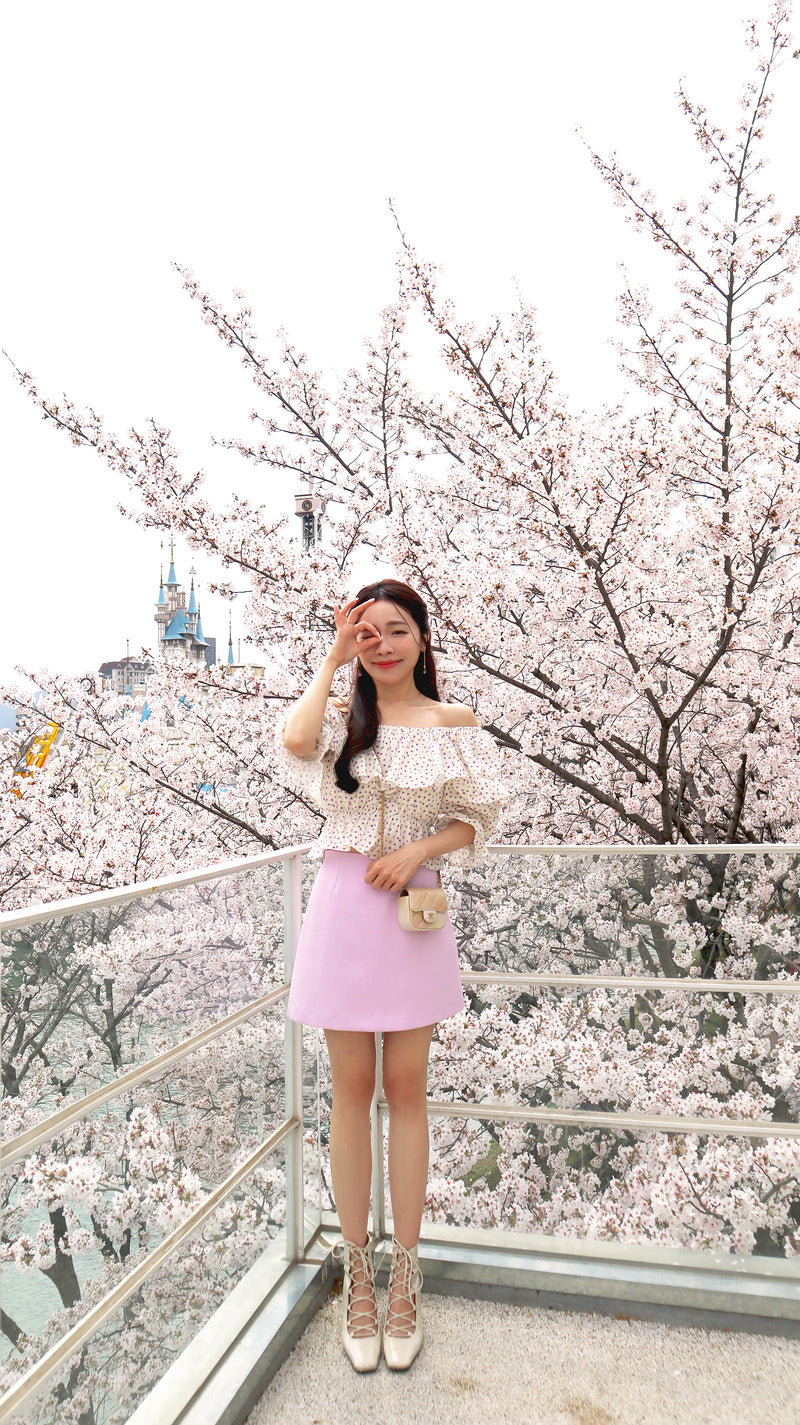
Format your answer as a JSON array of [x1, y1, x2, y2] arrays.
[[439, 702, 479, 728]]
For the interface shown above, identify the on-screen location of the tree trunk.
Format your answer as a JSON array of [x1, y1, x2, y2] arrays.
[[40, 1206, 82, 1308]]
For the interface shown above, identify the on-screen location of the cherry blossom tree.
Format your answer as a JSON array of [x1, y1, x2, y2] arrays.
[[8, 6, 799, 854]]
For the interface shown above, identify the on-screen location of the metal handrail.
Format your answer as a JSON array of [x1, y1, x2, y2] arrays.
[[1, 840, 797, 933], [462, 971, 800, 994], [420, 1099, 800, 1139], [489, 843, 800, 856], [0, 843, 314, 933]]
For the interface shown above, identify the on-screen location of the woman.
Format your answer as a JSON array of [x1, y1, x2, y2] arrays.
[[275, 579, 512, 1373]]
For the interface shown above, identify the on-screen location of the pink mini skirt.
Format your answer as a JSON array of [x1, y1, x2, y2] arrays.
[[286, 850, 465, 1031]]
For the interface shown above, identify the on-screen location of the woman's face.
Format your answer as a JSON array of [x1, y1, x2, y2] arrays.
[[356, 599, 424, 680]]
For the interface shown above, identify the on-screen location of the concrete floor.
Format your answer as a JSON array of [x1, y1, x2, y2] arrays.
[[245, 1286, 800, 1425]]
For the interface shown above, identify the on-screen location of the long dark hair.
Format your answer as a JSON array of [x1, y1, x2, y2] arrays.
[[333, 579, 440, 793]]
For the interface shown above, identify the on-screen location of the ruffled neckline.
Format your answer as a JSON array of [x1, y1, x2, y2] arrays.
[[346, 720, 510, 801], [376, 722, 483, 732]]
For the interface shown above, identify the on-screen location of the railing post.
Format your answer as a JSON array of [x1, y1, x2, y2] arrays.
[[370, 1031, 386, 1241], [283, 851, 305, 1263]]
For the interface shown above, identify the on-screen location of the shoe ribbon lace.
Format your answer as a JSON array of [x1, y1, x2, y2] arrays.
[[384, 1237, 424, 1339], [332, 1237, 380, 1336]]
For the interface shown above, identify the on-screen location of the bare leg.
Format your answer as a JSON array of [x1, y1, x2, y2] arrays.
[[324, 1029, 377, 1336], [382, 1024, 434, 1332]]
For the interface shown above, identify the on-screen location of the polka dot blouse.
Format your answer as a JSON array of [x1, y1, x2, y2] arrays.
[[275, 699, 514, 871]]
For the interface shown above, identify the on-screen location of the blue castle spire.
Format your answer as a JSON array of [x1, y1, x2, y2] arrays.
[[163, 609, 189, 640]]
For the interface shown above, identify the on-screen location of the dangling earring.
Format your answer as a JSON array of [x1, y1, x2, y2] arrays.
[[422, 642, 427, 674]]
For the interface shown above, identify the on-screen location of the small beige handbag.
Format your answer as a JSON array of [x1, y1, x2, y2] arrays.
[[374, 747, 448, 932]]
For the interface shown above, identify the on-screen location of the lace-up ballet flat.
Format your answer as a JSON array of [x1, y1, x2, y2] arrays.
[[382, 1235, 424, 1370], [332, 1235, 381, 1372]]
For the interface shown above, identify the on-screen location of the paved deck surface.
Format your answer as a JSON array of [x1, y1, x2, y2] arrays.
[[245, 1287, 800, 1424]]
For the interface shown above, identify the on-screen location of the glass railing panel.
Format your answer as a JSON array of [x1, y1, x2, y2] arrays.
[[1, 999, 287, 1390], [1, 862, 290, 1134], [423, 1114, 800, 1260], [456, 849, 800, 984], [0, 1140, 288, 1425], [433, 982, 799, 1126], [422, 847, 800, 1262]]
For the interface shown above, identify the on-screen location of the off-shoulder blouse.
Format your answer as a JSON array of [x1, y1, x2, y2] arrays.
[[274, 700, 514, 872]]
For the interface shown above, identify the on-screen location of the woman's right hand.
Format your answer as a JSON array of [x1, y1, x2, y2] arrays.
[[330, 598, 381, 667]]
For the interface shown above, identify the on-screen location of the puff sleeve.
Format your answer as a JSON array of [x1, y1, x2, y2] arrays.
[[273, 699, 348, 805], [433, 726, 514, 868]]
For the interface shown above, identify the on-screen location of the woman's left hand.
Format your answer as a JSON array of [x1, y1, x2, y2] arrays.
[[365, 845, 425, 893]]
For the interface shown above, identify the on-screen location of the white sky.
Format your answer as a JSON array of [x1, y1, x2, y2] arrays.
[[1, 0, 798, 695]]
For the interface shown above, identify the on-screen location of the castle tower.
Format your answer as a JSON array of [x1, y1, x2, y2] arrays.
[[165, 536, 185, 618], [185, 566, 198, 634], [155, 566, 169, 639], [155, 539, 212, 668], [195, 605, 215, 667]]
